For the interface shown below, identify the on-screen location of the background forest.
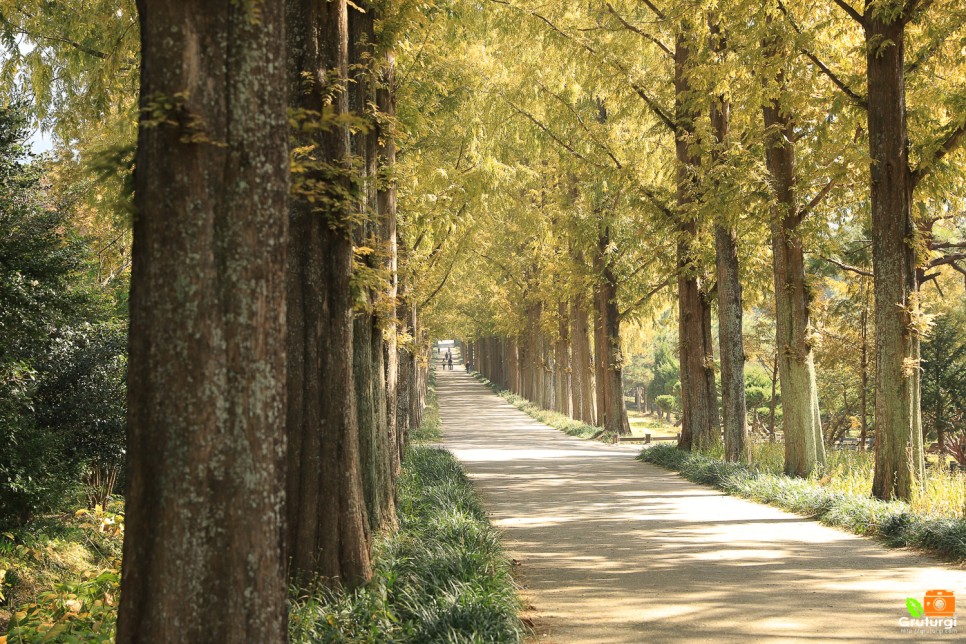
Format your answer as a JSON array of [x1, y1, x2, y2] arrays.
[[0, 0, 965, 641]]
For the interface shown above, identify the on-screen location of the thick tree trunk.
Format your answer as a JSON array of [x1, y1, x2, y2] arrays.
[[674, 31, 719, 451], [120, 2, 289, 640], [866, 11, 924, 501], [349, 0, 394, 535], [761, 47, 825, 477], [284, 0, 371, 587]]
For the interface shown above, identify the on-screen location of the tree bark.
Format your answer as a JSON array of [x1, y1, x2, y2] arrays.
[[761, 36, 826, 477], [708, 29, 750, 461], [377, 49, 400, 477], [284, 0, 371, 587], [120, 2, 289, 640], [349, 0, 394, 535], [555, 301, 571, 416], [674, 30, 719, 451], [593, 227, 631, 435], [866, 8, 924, 501]]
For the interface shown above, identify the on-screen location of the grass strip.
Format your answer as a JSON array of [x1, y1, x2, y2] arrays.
[[471, 372, 615, 443], [290, 385, 524, 643], [639, 444, 966, 562]]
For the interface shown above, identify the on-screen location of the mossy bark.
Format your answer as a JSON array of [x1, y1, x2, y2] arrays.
[[865, 10, 924, 501], [120, 1, 289, 640], [284, 0, 371, 588]]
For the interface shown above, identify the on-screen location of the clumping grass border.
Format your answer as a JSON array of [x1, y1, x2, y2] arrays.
[[471, 372, 617, 443], [639, 444, 966, 563], [289, 386, 525, 643]]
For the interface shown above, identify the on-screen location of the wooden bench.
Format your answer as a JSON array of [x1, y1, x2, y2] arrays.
[[616, 433, 680, 445]]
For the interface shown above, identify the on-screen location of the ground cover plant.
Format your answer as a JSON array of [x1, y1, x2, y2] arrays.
[[640, 444, 966, 562], [472, 373, 614, 442], [288, 445, 524, 643]]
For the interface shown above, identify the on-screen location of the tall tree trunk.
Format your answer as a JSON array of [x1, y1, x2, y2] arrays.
[[349, 2, 394, 532], [593, 227, 630, 435], [119, 2, 289, 640], [542, 329, 554, 409], [571, 296, 596, 425], [675, 31, 719, 451], [761, 39, 825, 477], [396, 257, 416, 452], [556, 302, 571, 417], [592, 257, 608, 429], [860, 306, 869, 451], [377, 49, 400, 477], [284, 0, 371, 587], [866, 8, 924, 501], [709, 27, 750, 461]]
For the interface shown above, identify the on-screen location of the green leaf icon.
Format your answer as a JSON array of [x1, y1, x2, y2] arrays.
[[906, 598, 925, 618]]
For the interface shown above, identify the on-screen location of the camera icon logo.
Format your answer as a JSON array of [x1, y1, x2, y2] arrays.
[[924, 590, 956, 617]]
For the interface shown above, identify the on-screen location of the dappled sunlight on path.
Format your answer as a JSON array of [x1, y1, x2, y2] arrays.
[[438, 368, 966, 643]]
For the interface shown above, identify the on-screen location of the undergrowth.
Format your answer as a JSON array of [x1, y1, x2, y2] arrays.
[[289, 446, 523, 643], [640, 444, 966, 562], [1, 505, 123, 642], [472, 372, 616, 443]]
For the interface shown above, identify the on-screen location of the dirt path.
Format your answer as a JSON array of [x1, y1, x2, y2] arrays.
[[437, 368, 966, 643]]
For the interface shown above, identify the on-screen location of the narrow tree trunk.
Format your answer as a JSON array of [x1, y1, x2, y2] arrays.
[[674, 31, 719, 451], [866, 11, 924, 501], [709, 37, 750, 461], [571, 293, 595, 425], [377, 49, 400, 477], [592, 258, 608, 429], [769, 353, 778, 442], [542, 330, 554, 409], [284, 0, 371, 587], [760, 37, 825, 476], [592, 227, 630, 435], [555, 301, 571, 416], [119, 2, 289, 640], [860, 307, 869, 451]]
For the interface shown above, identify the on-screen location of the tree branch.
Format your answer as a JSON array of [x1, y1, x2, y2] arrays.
[[640, 0, 667, 21], [777, 2, 867, 107], [500, 95, 604, 169], [605, 2, 672, 58], [620, 275, 675, 319], [831, 0, 865, 25], [927, 252, 966, 269], [821, 256, 873, 277], [535, 81, 624, 169], [801, 178, 837, 218], [911, 121, 966, 188], [419, 232, 470, 308], [490, 0, 674, 132]]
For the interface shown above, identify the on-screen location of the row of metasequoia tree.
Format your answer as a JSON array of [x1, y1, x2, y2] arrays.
[[457, 0, 966, 504], [117, 1, 426, 640]]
